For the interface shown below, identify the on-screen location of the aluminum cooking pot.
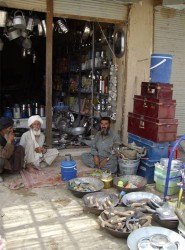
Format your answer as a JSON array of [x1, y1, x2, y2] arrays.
[[13, 10, 26, 30], [0, 10, 7, 27]]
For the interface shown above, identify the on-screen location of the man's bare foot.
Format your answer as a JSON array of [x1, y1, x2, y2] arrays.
[[26, 163, 41, 173]]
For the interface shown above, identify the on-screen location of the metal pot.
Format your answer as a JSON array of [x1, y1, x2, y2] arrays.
[[101, 173, 113, 189], [5, 27, 21, 41], [0, 10, 7, 27], [13, 10, 26, 30]]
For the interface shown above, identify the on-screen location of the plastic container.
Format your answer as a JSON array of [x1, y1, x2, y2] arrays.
[[118, 157, 140, 175], [61, 154, 77, 181], [137, 159, 158, 183], [155, 175, 181, 195], [150, 53, 173, 83], [128, 133, 169, 160]]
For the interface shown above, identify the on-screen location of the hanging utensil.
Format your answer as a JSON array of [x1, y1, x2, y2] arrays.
[[0, 38, 4, 51], [12, 10, 26, 30], [26, 17, 34, 32], [57, 19, 68, 34], [41, 20, 46, 36], [4, 27, 22, 41], [0, 10, 7, 27], [81, 22, 91, 41], [22, 36, 32, 49]]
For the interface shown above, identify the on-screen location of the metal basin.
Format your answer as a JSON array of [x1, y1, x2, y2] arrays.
[[67, 177, 104, 198], [82, 192, 119, 215], [121, 192, 162, 206], [99, 207, 135, 238], [127, 226, 185, 250], [113, 175, 147, 193]]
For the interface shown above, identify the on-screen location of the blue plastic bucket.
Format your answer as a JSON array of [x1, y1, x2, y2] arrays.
[[61, 155, 77, 181], [150, 53, 172, 83]]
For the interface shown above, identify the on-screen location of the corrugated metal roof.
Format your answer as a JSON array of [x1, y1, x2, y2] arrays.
[[0, 0, 128, 22], [154, 7, 185, 136]]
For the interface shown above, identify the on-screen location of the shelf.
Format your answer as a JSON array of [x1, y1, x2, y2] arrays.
[[81, 66, 109, 73]]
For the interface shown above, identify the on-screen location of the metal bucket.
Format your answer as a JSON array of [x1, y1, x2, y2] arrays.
[[118, 157, 140, 175]]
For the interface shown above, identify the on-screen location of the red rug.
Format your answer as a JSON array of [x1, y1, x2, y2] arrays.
[[20, 167, 64, 189], [20, 159, 93, 189]]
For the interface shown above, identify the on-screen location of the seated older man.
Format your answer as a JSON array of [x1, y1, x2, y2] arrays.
[[0, 117, 25, 182], [20, 115, 59, 168]]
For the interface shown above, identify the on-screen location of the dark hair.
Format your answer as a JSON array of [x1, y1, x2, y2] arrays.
[[100, 116, 111, 123]]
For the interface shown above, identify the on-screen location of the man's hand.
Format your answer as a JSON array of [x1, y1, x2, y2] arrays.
[[93, 155, 100, 166], [99, 158, 108, 168], [7, 131, 14, 144], [35, 147, 44, 153]]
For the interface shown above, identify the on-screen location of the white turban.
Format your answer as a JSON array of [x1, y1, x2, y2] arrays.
[[28, 115, 43, 127]]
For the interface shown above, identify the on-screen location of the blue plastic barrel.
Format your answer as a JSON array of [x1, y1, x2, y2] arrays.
[[150, 54, 173, 83], [61, 154, 77, 181]]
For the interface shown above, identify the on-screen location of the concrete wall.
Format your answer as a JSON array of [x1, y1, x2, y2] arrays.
[[120, 0, 154, 142]]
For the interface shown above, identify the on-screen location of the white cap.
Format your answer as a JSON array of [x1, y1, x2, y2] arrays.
[[28, 115, 43, 127]]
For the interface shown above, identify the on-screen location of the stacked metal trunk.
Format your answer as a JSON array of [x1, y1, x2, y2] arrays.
[[127, 81, 178, 183]]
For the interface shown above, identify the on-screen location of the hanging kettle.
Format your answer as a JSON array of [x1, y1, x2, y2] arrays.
[[13, 10, 26, 30]]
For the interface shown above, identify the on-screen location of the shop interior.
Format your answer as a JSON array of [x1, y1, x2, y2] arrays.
[[0, 7, 120, 148]]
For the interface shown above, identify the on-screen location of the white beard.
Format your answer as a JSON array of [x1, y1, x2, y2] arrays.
[[32, 129, 41, 136]]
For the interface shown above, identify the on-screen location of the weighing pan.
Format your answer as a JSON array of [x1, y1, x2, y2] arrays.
[[121, 191, 162, 206], [127, 226, 185, 250], [82, 192, 119, 215]]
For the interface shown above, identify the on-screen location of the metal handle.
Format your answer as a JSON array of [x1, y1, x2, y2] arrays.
[[139, 120, 145, 128]]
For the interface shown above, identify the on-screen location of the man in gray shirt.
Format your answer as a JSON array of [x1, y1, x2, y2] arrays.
[[81, 117, 120, 174]]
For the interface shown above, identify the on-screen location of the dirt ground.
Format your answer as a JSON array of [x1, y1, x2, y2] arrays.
[[0, 148, 180, 250]]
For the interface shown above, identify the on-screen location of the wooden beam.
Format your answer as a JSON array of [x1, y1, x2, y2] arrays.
[[45, 0, 53, 147], [153, 0, 163, 6]]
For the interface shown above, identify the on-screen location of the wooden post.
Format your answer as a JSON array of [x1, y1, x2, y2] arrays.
[[45, 0, 53, 147]]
